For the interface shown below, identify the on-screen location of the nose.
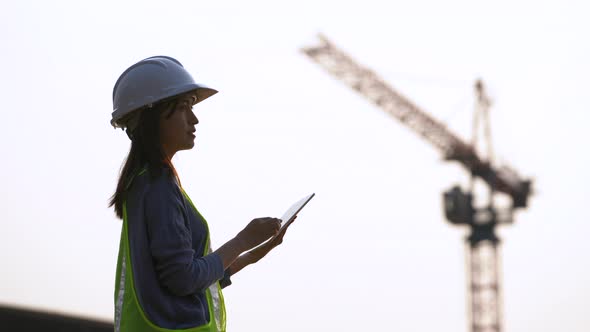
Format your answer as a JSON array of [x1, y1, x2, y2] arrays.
[[189, 109, 199, 125]]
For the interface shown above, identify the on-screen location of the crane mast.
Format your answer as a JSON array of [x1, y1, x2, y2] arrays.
[[302, 35, 533, 332]]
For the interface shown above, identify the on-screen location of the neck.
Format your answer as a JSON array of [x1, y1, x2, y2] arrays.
[[161, 144, 176, 161]]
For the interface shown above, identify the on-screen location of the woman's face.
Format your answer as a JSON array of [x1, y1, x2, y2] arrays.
[[159, 93, 199, 158]]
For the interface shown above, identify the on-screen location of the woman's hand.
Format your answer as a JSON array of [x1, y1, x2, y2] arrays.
[[214, 217, 280, 270], [236, 217, 281, 251], [243, 216, 296, 265], [226, 217, 296, 277]]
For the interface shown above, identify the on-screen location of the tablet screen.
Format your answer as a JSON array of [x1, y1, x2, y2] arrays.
[[280, 193, 315, 230]]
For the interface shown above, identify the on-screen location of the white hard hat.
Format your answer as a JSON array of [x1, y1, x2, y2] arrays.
[[111, 56, 217, 129]]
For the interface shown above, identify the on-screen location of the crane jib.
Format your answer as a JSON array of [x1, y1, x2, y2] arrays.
[[302, 35, 531, 209]]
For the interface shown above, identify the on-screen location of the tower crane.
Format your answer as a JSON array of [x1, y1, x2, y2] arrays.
[[301, 35, 532, 332]]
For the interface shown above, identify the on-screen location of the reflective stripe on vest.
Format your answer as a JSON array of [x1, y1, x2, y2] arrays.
[[183, 190, 226, 332], [114, 190, 226, 332]]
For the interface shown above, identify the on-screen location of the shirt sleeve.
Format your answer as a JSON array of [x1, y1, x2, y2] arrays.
[[144, 177, 225, 296], [219, 270, 232, 289]]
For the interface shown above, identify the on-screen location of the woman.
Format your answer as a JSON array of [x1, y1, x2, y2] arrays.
[[109, 56, 291, 332]]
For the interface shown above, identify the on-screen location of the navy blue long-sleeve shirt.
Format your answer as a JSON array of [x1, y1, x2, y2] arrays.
[[125, 169, 228, 329]]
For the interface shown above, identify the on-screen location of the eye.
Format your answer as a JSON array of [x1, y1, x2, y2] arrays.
[[177, 103, 191, 112]]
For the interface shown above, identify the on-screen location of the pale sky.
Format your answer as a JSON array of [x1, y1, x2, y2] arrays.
[[1, 1, 589, 331]]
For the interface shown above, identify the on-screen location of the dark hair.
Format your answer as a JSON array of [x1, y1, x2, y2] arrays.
[[109, 99, 180, 219]]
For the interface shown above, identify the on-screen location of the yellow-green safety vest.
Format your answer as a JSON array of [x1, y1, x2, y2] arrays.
[[114, 190, 226, 332]]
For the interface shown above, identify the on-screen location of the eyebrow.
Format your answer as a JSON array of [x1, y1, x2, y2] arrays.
[[177, 99, 191, 107]]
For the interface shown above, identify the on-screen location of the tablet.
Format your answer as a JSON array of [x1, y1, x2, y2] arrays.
[[279, 193, 315, 230]]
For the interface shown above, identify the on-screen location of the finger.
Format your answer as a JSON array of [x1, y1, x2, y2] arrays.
[[272, 227, 279, 235], [275, 223, 290, 238]]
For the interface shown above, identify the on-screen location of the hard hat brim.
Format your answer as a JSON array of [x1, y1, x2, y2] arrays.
[[111, 83, 218, 129]]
